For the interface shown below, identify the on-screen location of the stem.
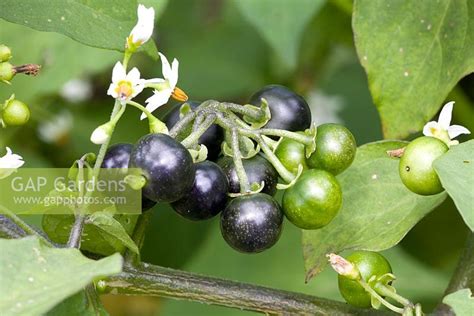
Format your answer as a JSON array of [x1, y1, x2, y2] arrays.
[[258, 128, 313, 145], [433, 233, 474, 315], [104, 263, 390, 315], [169, 110, 197, 138], [374, 283, 414, 308], [66, 101, 123, 248], [219, 102, 263, 120], [256, 136, 295, 183], [230, 128, 250, 192], [67, 215, 86, 248], [181, 114, 216, 148], [0, 205, 54, 246], [127, 100, 155, 122], [358, 280, 405, 314]]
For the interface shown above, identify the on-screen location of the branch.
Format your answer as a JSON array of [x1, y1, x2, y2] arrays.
[[104, 263, 392, 315], [433, 232, 474, 315]]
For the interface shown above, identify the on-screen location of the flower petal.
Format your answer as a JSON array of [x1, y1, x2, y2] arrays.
[[447, 124, 471, 139], [126, 67, 141, 84], [111, 62, 126, 83], [142, 89, 172, 120], [129, 5, 155, 45], [438, 101, 454, 129], [159, 53, 173, 80], [107, 83, 117, 98], [423, 121, 439, 137], [169, 58, 179, 88]]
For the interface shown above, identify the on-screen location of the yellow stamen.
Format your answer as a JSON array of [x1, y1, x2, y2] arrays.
[[115, 81, 133, 100], [172, 86, 188, 102]]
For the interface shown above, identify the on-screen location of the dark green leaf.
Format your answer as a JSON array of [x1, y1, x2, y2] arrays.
[[353, 0, 474, 138], [87, 211, 139, 254], [434, 140, 474, 231], [0, 0, 168, 57], [234, 0, 325, 70], [303, 141, 446, 281], [0, 236, 121, 315], [42, 214, 138, 255], [443, 289, 474, 316]]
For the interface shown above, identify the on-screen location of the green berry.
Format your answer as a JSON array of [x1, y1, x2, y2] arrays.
[[282, 169, 342, 230], [338, 251, 392, 308], [0, 62, 15, 82], [274, 136, 308, 174], [399, 136, 448, 195], [2, 99, 30, 126], [307, 123, 357, 175], [0, 45, 12, 62]]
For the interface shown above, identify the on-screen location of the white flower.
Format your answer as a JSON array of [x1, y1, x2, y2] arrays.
[[128, 4, 155, 47], [0, 147, 24, 179], [38, 111, 73, 145], [60, 78, 93, 103], [142, 53, 187, 120], [423, 101, 471, 146], [107, 62, 144, 103], [90, 123, 113, 145]]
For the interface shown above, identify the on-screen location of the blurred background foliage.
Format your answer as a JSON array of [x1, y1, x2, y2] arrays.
[[0, 0, 472, 315]]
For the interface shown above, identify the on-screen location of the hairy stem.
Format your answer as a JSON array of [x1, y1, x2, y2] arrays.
[[104, 263, 390, 315], [256, 136, 295, 183], [230, 128, 250, 192], [433, 232, 474, 315], [169, 110, 197, 138], [181, 114, 216, 148]]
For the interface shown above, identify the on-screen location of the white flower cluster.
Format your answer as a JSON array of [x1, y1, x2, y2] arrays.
[[107, 4, 187, 120]]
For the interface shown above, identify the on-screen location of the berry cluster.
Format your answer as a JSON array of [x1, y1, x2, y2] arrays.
[[103, 85, 357, 253]]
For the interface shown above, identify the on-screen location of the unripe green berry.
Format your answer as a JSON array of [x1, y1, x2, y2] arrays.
[[0, 62, 15, 82], [2, 99, 30, 126], [399, 136, 448, 195], [0, 45, 12, 62]]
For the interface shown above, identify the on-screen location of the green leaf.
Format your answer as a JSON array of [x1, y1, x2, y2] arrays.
[[47, 290, 108, 316], [434, 140, 474, 231], [0, 0, 168, 57], [303, 141, 446, 281], [0, 236, 121, 316], [233, 0, 325, 70], [42, 214, 138, 256], [353, 0, 474, 138], [87, 211, 140, 254], [443, 289, 474, 316]]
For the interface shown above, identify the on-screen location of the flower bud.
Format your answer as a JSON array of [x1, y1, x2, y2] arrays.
[[327, 253, 361, 280], [90, 122, 114, 145], [0, 62, 15, 83], [0, 45, 12, 62], [1, 95, 30, 127]]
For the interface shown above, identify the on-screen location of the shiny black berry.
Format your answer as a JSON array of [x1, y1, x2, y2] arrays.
[[130, 134, 195, 203], [220, 193, 283, 253], [102, 143, 156, 212], [171, 161, 228, 220], [249, 85, 311, 132]]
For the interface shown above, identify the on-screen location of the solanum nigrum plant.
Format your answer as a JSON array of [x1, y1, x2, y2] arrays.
[[1, 3, 473, 316]]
